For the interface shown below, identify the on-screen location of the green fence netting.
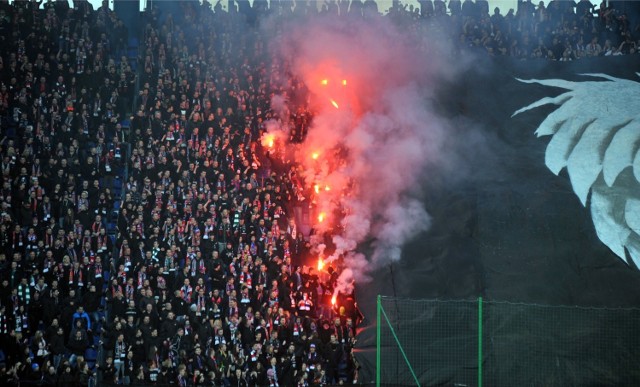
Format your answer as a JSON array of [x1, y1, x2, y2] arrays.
[[376, 296, 640, 387]]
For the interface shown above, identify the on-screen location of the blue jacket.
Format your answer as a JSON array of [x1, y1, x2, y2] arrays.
[[71, 311, 91, 331]]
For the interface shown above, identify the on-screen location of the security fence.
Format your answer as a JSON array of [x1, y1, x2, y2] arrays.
[[376, 296, 640, 386]]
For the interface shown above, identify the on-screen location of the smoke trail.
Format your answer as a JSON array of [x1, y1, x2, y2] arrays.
[[267, 15, 452, 293]]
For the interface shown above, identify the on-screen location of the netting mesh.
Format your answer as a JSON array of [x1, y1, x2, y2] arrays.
[[377, 297, 640, 387], [378, 298, 478, 386], [484, 301, 640, 386]]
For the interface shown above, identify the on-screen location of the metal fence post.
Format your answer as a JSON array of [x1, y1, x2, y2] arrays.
[[376, 295, 381, 387], [478, 297, 483, 387]]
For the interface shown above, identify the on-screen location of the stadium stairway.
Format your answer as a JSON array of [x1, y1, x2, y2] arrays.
[[127, 37, 139, 73]]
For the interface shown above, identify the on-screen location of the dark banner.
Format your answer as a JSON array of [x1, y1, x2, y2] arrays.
[[355, 54, 640, 384]]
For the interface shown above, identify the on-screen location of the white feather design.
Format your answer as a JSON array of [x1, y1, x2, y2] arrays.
[[513, 73, 640, 268]]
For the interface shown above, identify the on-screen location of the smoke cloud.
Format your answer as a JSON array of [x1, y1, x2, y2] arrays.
[[266, 15, 455, 294]]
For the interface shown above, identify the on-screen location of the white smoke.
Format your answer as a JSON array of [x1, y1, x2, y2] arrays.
[[267, 14, 452, 294], [270, 94, 289, 116]]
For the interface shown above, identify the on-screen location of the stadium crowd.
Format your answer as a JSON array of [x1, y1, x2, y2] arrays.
[[0, 0, 638, 386], [450, 0, 639, 59]]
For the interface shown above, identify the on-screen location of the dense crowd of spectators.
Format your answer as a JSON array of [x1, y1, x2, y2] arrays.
[[379, 0, 639, 59], [0, 0, 361, 386], [447, 0, 640, 59], [0, 0, 638, 386]]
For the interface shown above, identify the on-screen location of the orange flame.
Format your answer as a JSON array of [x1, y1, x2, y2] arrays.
[[342, 79, 347, 86], [314, 184, 320, 194], [321, 79, 328, 86], [311, 152, 319, 160], [331, 294, 337, 305], [262, 133, 275, 148], [324, 185, 331, 191], [318, 212, 326, 223], [330, 99, 339, 109], [317, 258, 324, 271]]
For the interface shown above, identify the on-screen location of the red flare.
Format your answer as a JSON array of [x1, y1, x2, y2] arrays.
[[262, 133, 275, 148]]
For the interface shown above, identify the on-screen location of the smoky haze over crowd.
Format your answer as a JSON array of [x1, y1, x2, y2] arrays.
[[262, 14, 467, 292]]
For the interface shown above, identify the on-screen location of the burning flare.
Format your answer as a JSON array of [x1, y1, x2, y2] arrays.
[[331, 294, 337, 306], [317, 258, 324, 271], [261, 133, 275, 148], [318, 212, 326, 223], [311, 152, 319, 160], [330, 99, 339, 109]]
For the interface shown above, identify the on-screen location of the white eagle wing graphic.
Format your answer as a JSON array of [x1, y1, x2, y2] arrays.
[[512, 73, 640, 268]]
